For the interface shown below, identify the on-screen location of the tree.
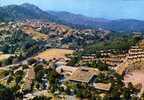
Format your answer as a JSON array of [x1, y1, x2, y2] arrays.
[[141, 92, 144, 100], [22, 64, 29, 70], [122, 87, 131, 100], [7, 76, 13, 85], [34, 64, 44, 74], [0, 84, 15, 100], [28, 58, 37, 65], [14, 70, 24, 86], [86, 60, 108, 71], [35, 70, 45, 83], [32, 96, 52, 100], [3, 56, 14, 66]]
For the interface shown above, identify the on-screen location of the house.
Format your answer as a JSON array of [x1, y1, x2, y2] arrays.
[[116, 46, 144, 75], [93, 83, 112, 91], [56, 65, 78, 77], [68, 67, 100, 83], [81, 54, 97, 63], [132, 32, 142, 38], [128, 46, 144, 61], [102, 54, 126, 67], [55, 58, 69, 67]]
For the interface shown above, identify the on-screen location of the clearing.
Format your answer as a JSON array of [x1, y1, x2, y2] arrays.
[[36, 48, 74, 61]]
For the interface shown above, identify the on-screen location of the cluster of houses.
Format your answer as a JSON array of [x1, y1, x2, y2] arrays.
[[76, 45, 144, 76], [21, 20, 112, 49], [21, 39, 144, 95], [115, 46, 144, 75], [43, 45, 144, 92], [56, 64, 112, 91], [101, 54, 126, 67], [127, 46, 144, 61], [22, 20, 73, 36], [35, 50, 112, 92]]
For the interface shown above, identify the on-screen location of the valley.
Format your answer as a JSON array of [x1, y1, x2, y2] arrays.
[[0, 2, 144, 100]]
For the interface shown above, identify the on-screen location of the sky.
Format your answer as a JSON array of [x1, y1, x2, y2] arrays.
[[1, 0, 144, 20]]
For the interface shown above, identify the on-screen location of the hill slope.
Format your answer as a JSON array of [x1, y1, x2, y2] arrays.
[[47, 11, 144, 32], [0, 3, 58, 21], [1, 3, 144, 32]]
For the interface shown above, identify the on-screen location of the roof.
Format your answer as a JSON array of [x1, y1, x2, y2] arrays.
[[56, 65, 78, 76], [68, 67, 100, 83], [93, 83, 112, 91]]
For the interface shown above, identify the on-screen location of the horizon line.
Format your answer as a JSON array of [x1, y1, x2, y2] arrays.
[[1, 2, 144, 21]]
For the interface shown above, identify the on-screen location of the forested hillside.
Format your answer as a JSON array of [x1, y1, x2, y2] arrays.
[[0, 29, 44, 58]]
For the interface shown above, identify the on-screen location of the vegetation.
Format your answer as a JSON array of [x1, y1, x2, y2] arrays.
[[67, 52, 81, 66], [62, 70, 139, 99], [0, 29, 43, 56], [0, 84, 15, 100], [0, 29, 45, 63], [86, 60, 109, 71], [84, 36, 141, 54], [32, 96, 52, 100], [32, 62, 60, 92], [0, 69, 9, 79]]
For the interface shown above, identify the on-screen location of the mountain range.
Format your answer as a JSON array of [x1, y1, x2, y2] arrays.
[[1, 3, 144, 32]]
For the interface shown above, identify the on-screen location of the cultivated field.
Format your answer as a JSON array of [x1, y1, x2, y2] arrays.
[[36, 48, 74, 60]]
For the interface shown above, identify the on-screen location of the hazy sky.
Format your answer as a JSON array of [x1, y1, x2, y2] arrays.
[[1, 0, 144, 20]]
